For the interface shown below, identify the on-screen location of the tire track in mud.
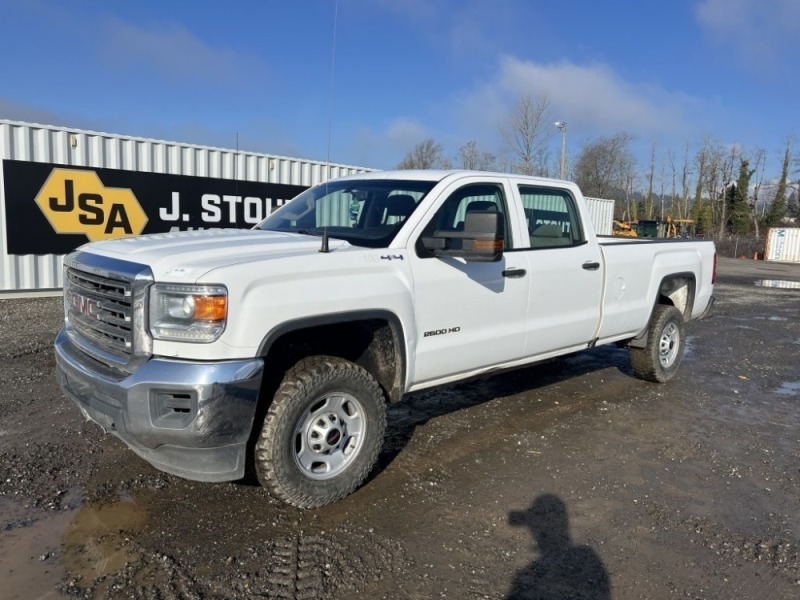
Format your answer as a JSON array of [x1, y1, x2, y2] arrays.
[[257, 529, 408, 599], [647, 502, 800, 587], [61, 526, 408, 599]]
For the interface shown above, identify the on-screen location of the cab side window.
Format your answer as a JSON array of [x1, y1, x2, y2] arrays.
[[417, 183, 511, 257], [519, 186, 585, 249]]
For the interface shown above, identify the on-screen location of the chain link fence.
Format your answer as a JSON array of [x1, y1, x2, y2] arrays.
[[710, 235, 765, 259]]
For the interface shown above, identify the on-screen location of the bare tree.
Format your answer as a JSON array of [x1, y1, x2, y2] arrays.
[[397, 139, 448, 169], [668, 150, 677, 218], [623, 165, 639, 221], [680, 143, 692, 219], [690, 136, 726, 234], [645, 142, 656, 218], [574, 132, 636, 199], [457, 141, 497, 171], [690, 142, 709, 232], [500, 94, 552, 176], [659, 151, 667, 219]]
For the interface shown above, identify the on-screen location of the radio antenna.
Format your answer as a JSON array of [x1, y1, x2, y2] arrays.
[[325, 0, 339, 183], [319, 0, 339, 254]]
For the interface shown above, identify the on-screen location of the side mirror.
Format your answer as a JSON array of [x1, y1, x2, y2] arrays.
[[422, 210, 504, 262]]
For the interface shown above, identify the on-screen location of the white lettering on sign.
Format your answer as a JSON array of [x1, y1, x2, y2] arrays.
[[161, 192, 289, 227], [201, 194, 222, 223]]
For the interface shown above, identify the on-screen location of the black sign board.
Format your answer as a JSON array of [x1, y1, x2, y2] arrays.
[[2, 159, 308, 255]]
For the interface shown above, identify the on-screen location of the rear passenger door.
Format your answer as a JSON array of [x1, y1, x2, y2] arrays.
[[514, 183, 604, 356]]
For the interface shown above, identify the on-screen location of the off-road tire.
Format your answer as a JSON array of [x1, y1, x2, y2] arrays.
[[630, 305, 686, 383], [254, 356, 387, 508]]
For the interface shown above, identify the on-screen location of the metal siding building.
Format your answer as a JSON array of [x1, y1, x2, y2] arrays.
[[765, 227, 800, 263], [584, 197, 615, 236], [0, 120, 371, 293]]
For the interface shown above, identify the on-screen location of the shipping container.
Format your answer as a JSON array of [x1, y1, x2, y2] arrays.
[[765, 227, 800, 263], [0, 120, 372, 294], [584, 197, 615, 236]]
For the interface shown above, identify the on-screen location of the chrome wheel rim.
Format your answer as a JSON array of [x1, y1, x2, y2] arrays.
[[658, 322, 680, 368], [293, 393, 366, 480]]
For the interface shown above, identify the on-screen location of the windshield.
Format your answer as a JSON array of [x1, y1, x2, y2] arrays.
[[256, 178, 436, 248]]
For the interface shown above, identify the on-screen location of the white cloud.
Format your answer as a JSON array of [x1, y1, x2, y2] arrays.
[[456, 56, 697, 140], [347, 56, 708, 169], [695, 0, 800, 70], [386, 118, 432, 147], [356, 0, 521, 60], [347, 118, 434, 168], [0, 98, 71, 127], [100, 18, 265, 84], [0, 97, 110, 132]]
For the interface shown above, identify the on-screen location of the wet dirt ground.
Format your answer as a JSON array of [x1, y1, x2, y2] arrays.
[[1, 257, 799, 599]]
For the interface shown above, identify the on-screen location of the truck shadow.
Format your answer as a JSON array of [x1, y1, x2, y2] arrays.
[[374, 344, 633, 477]]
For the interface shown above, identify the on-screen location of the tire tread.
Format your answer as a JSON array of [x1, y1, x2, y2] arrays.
[[254, 356, 386, 508], [630, 305, 686, 383]]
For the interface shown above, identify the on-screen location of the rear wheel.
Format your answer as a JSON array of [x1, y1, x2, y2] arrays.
[[630, 305, 686, 383], [254, 356, 386, 508]]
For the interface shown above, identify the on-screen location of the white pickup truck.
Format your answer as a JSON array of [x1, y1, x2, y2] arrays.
[[55, 170, 715, 507]]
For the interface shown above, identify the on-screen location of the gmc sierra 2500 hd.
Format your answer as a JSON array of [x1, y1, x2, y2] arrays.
[[55, 170, 715, 507]]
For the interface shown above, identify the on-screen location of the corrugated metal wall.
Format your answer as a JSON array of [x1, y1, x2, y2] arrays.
[[766, 227, 800, 263], [0, 120, 371, 293], [584, 197, 615, 236]]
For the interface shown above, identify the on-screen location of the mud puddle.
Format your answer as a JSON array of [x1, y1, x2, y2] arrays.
[[776, 382, 800, 396], [62, 492, 147, 581], [0, 499, 75, 600], [0, 491, 148, 599], [754, 279, 800, 289]]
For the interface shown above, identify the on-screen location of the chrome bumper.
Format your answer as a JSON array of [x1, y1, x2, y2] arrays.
[[55, 328, 264, 482]]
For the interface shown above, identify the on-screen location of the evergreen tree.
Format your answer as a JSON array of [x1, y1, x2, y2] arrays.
[[765, 143, 791, 226], [729, 159, 754, 234], [691, 198, 712, 234], [788, 190, 800, 219], [691, 147, 707, 232]]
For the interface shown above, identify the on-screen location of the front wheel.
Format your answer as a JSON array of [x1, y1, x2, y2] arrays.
[[630, 305, 686, 383], [254, 356, 387, 508]]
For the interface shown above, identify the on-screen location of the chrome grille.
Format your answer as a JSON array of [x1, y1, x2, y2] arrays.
[[65, 267, 133, 357]]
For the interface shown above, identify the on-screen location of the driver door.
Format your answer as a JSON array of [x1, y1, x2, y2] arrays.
[[407, 177, 530, 386]]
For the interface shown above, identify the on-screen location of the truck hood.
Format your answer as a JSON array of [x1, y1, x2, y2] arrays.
[[80, 229, 351, 281]]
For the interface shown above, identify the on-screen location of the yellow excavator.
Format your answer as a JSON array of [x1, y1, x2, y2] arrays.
[[612, 220, 638, 237]]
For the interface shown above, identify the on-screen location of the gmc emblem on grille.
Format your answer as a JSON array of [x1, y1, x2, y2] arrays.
[[72, 293, 102, 321]]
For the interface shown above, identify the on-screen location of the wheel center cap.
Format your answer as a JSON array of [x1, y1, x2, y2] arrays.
[[326, 429, 342, 446]]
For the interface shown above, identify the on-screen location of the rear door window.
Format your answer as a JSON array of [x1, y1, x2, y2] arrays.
[[518, 186, 585, 249]]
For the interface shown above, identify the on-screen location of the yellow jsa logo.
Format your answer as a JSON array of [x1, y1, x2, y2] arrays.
[[35, 169, 148, 242]]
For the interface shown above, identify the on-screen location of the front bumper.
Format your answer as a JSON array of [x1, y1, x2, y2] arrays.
[[55, 328, 264, 482]]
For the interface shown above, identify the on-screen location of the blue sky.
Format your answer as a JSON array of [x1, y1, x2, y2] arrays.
[[1, 0, 798, 180]]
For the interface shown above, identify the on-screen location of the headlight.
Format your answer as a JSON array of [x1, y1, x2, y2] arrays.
[[149, 284, 227, 343]]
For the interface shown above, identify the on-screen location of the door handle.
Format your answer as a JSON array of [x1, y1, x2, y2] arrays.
[[582, 261, 601, 271], [502, 268, 527, 278]]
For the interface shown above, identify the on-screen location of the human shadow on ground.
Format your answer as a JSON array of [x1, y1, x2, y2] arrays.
[[506, 493, 610, 600]]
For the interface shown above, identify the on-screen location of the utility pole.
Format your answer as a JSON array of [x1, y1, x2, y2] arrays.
[[554, 121, 567, 179]]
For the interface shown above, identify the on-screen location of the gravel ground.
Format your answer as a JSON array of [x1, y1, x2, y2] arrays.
[[1, 257, 799, 599]]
